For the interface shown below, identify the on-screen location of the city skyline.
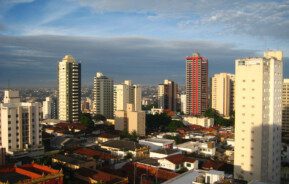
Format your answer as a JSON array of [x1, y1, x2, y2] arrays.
[[0, 0, 289, 87]]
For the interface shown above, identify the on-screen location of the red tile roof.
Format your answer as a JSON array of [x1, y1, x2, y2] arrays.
[[164, 154, 196, 165], [75, 167, 127, 183], [98, 133, 119, 139], [122, 162, 179, 182], [74, 148, 116, 160], [202, 160, 224, 170]]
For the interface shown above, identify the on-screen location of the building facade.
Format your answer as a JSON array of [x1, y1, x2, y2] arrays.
[[158, 79, 178, 112], [234, 51, 283, 183], [58, 55, 81, 122], [115, 104, 145, 136], [282, 79, 289, 141], [211, 73, 235, 117], [114, 80, 142, 113], [93, 72, 114, 118], [0, 90, 43, 156], [185, 53, 208, 115], [43, 97, 51, 119]]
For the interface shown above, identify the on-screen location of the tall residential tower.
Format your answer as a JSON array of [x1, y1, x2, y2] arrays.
[[211, 73, 235, 117], [93, 72, 114, 119], [158, 79, 178, 112], [114, 80, 142, 113], [58, 55, 81, 122], [0, 90, 43, 156], [282, 79, 289, 141], [185, 53, 208, 115], [234, 51, 282, 183]]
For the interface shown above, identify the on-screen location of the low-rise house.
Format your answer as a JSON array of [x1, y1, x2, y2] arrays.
[[74, 147, 117, 164], [162, 169, 225, 184], [100, 140, 149, 158], [139, 138, 175, 151], [150, 108, 164, 115], [158, 154, 198, 172], [227, 138, 235, 147], [156, 132, 179, 139], [52, 153, 97, 170], [183, 116, 214, 128], [50, 136, 82, 150], [150, 148, 182, 159], [201, 160, 225, 171], [199, 142, 216, 156], [74, 167, 128, 184], [97, 133, 120, 143], [0, 163, 63, 184], [175, 141, 216, 156]]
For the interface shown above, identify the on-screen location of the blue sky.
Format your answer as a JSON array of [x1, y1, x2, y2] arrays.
[[0, 0, 289, 87]]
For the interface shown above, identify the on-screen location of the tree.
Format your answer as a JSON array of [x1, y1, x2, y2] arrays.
[[93, 114, 107, 122], [166, 120, 185, 132], [203, 108, 233, 127], [79, 113, 94, 127], [146, 113, 172, 133]]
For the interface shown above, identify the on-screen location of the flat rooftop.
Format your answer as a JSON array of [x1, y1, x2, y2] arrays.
[[142, 138, 174, 144]]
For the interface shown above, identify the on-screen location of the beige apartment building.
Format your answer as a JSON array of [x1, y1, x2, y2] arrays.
[[282, 79, 289, 141], [0, 90, 43, 156], [211, 73, 235, 117], [158, 79, 178, 112], [93, 72, 114, 119], [58, 55, 81, 122], [114, 80, 142, 113], [115, 104, 145, 136], [234, 51, 282, 183]]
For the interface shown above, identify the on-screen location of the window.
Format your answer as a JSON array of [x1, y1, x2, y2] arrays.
[[186, 163, 191, 167]]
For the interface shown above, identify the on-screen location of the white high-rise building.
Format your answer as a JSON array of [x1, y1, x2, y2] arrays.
[[211, 73, 235, 117], [234, 51, 283, 183], [93, 72, 114, 119], [114, 80, 142, 113], [43, 97, 52, 119], [180, 94, 186, 114], [58, 55, 81, 122], [0, 90, 43, 156]]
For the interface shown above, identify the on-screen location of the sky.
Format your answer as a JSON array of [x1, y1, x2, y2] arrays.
[[0, 0, 289, 87]]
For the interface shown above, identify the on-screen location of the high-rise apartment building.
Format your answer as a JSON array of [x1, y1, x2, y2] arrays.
[[234, 51, 283, 183], [0, 90, 43, 156], [158, 79, 178, 111], [43, 97, 52, 119], [180, 94, 187, 114], [114, 80, 142, 112], [282, 79, 289, 141], [186, 53, 208, 115], [58, 55, 81, 122], [93, 72, 114, 119], [211, 73, 235, 117], [115, 104, 145, 136]]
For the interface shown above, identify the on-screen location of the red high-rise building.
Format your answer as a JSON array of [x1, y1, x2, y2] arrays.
[[185, 52, 208, 115]]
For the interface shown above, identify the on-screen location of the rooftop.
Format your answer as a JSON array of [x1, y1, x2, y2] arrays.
[[151, 148, 180, 155], [101, 140, 145, 151], [163, 154, 196, 165], [142, 138, 175, 144], [74, 148, 116, 160], [75, 167, 126, 184], [0, 163, 62, 183], [53, 154, 94, 165]]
